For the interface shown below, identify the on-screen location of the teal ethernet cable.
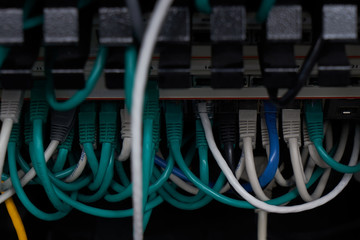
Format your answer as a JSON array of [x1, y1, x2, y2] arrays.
[[256, 0, 277, 23], [8, 142, 72, 221], [164, 101, 329, 209], [195, 0, 211, 14], [87, 102, 118, 192], [29, 81, 71, 212], [52, 128, 74, 172], [152, 144, 208, 204], [115, 161, 131, 187], [156, 102, 227, 210], [53, 184, 163, 218], [78, 150, 115, 203], [105, 152, 176, 202], [45, 46, 108, 111], [305, 100, 360, 173], [124, 45, 138, 112]]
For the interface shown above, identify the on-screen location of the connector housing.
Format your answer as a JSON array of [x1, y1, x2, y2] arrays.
[[282, 109, 301, 146], [238, 109, 257, 149], [0, 89, 24, 123]]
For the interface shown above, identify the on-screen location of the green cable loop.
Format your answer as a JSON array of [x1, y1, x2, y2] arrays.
[[105, 154, 175, 203], [83, 143, 99, 178], [8, 142, 71, 221], [314, 140, 360, 173], [52, 148, 69, 172], [115, 160, 131, 187], [53, 185, 163, 218], [46, 46, 108, 111], [88, 142, 112, 191], [31, 120, 71, 212], [78, 149, 115, 203]]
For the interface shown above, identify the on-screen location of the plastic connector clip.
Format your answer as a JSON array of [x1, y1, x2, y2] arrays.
[[238, 109, 257, 149], [282, 109, 301, 146], [196, 119, 207, 148], [50, 108, 77, 143], [120, 109, 131, 140], [78, 102, 97, 144], [0, 90, 24, 123], [165, 101, 183, 145], [99, 102, 118, 144], [30, 81, 49, 122], [305, 100, 324, 144]]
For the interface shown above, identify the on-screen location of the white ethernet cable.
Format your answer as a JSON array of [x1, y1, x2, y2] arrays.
[[239, 109, 269, 240], [303, 121, 333, 180], [198, 102, 359, 214], [118, 108, 131, 161], [65, 149, 88, 183], [260, 115, 294, 188], [156, 150, 245, 195], [0, 90, 24, 188], [131, 0, 173, 239], [239, 109, 270, 201], [0, 140, 59, 203]]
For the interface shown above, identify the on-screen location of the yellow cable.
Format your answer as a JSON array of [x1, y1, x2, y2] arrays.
[[4, 197, 28, 240]]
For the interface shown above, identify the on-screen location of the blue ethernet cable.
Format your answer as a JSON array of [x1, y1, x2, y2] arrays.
[[154, 155, 189, 182], [243, 101, 279, 191]]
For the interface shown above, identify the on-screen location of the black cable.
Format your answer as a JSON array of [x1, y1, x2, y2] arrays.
[[218, 113, 237, 174], [269, 36, 324, 107], [223, 142, 236, 173], [125, 0, 144, 42]]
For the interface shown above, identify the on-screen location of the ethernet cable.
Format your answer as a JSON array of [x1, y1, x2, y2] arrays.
[[299, 123, 349, 202], [64, 149, 87, 183], [4, 197, 28, 240], [305, 100, 360, 173], [242, 101, 280, 192], [260, 116, 294, 187], [45, 46, 108, 111], [282, 109, 342, 202], [197, 102, 360, 213], [239, 109, 270, 201], [269, 37, 324, 107], [303, 121, 329, 169], [0, 90, 24, 190], [29, 82, 76, 213], [131, 0, 173, 238], [156, 101, 228, 210], [7, 136, 70, 221], [118, 108, 131, 161], [256, 0, 277, 23], [124, 46, 138, 112]]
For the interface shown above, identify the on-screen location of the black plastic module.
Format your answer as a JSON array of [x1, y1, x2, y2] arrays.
[[46, 1, 95, 89], [258, 2, 302, 94], [99, 0, 133, 89], [0, 1, 24, 45], [0, 0, 43, 89], [157, 0, 192, 89], [316, 2, 357, 86], [44, 0, 79, 45], [324, 99, 360, 120], [210, 1, 246, 88]]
